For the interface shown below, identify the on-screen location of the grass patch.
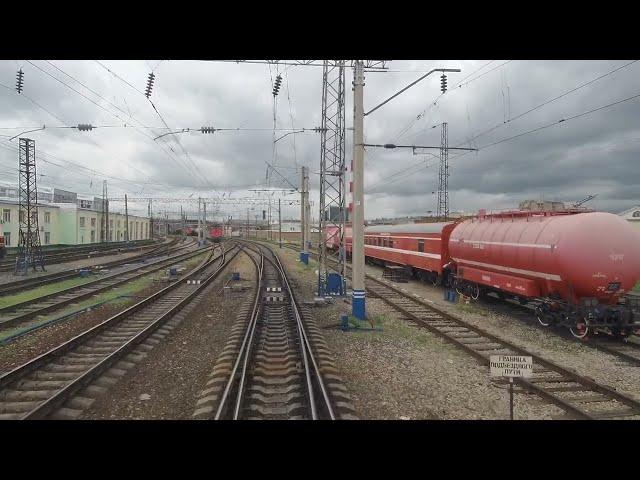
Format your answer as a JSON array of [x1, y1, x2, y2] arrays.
[[455, 301, 487, 316], [0, 276, 96, 309]]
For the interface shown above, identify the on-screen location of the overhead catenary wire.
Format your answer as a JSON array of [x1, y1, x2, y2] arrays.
[[27, 60, 203, 185], [390, 60, 501, 143], [452, 59, 640, 148]]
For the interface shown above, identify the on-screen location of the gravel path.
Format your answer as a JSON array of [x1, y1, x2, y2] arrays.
[[274, 244, 567, 419], [81, 252, 255, 419]]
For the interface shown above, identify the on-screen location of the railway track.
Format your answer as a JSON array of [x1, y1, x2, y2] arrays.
[[0, 239, 162, 273], [282, 243, 640, 419], [0, 237, 185, 297], [0, 242, 238, 420], [0, 239, 206, 332], [193, 241, 356, 420], [478, 294, 640, 367]]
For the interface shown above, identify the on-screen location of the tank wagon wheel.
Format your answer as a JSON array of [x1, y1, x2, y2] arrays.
[[431, 272, 440, 287], [570, 317, 590, 340], [470, 283, 480, 300]]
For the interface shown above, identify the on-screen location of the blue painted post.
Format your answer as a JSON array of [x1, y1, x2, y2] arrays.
[[352, 289, 366, 320]]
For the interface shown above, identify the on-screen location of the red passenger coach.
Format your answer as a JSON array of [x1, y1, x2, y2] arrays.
[[343, 223, 457, 284]]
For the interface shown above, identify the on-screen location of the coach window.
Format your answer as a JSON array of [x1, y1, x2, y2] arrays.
[[418, 240, 425, 252], [389, 239, 394, 249]]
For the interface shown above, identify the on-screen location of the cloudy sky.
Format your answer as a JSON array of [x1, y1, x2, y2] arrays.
[[0, 59, 638, 221]]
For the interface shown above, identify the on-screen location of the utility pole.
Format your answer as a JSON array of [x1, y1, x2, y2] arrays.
[[351, 60, 366, 319], [101, 180, 108, 243], [148, 198, 153, 240], [124, 194, 129, 242], [203, 201, 207, 239], [197, 197, 202, 244], [278, 198, 282, 248], [437, 122, 449, 221], [246, 208, 250, 238], [15, 138, 45, 274], [300, 166, 309, 251]]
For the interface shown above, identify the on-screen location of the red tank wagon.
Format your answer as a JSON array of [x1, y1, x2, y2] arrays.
[[449, 210, 640, 338]]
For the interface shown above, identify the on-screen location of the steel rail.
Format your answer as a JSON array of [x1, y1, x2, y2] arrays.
[[0, 243, 240, 419], [231, 248, 263, 420], [235, 240, 336, 419], [0, 237, 186, 297], [0, 242, 208, 330], [0, 239, 163, 272]]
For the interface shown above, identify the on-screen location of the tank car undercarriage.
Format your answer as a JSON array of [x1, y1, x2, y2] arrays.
[[532, 298, 640, 340]]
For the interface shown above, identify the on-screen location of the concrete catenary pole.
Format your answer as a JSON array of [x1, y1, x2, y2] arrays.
[[203, 201, 207, 239], [124, 194, 129, 242], [278, 198, 282, 248], [351, 60, 366, 320], [300, 166, 308, 251], [197, 197, 202, 243]]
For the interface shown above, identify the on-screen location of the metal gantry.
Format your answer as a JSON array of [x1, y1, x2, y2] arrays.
[[15, 138, 45, 274], [317, 60, 347, 296], [437, 122, 449, 221]]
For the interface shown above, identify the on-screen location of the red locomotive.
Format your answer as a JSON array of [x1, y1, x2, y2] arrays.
[[328, 208, 640, 338], [209, 227, 223, 243]]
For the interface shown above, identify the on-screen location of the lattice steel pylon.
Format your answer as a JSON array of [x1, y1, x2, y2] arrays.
[[15, 138, 45, 274], [317, 60, 347, 295], [436, 122, 449, 221]]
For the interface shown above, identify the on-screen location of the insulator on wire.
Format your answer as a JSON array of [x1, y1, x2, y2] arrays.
[[16, 69, 24, 94], [200, 126, 215, 134], [440, 73, 448, 94], [145, 72, 156, 98], [272, 74, 282, 96], [77, 124, 94, 131]]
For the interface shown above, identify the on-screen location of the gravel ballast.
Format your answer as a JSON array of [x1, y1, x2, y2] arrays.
[[81, 250, 255, 419], [271, 243, 626, 419]]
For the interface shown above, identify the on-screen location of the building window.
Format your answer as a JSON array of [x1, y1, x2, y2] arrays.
[[418, 240, 425, 253], [91, 218, 96, 227], [19, 211, 25, 223], [90, 230, 95, 242], [44, 211, 51, 223], [79, 217, 85, 227], [4, 232, 10, 246], [2, 209, 10, 223], [118, 220, 121, 228], [44, 232, 50, 244], [110, 220, 113, 229]]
